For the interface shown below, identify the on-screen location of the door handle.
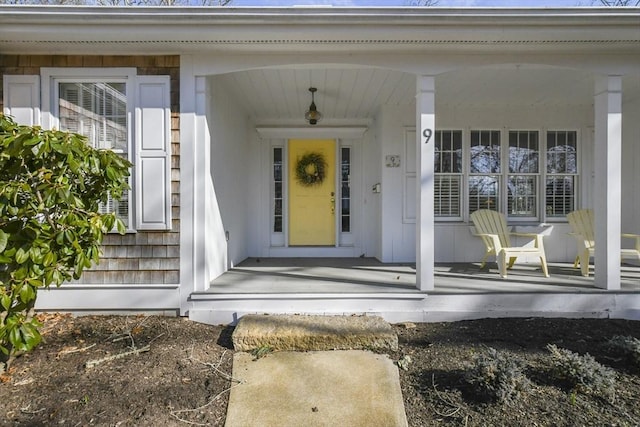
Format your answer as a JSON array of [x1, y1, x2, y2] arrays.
[[330, 192, 335, 214]]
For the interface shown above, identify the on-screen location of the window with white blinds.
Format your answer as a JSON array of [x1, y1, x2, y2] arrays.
[[58, 82, 130, 226], [435, 130, 463, 218], [545, 130, 578, 217], [59, 83, 127, 152], [463, 129, 578, 221], [401, 127, 579, 222]]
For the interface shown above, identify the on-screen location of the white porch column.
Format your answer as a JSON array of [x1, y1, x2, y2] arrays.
[[179, 56, 209, 315], [593, 75, 622, 290], [194, 76, 210, 289], [416, 75, 435, 291]]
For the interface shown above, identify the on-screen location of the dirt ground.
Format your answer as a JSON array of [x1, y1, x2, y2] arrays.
[[0, 314, 638, 426]]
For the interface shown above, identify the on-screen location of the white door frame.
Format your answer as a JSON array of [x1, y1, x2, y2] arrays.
[[256, 127, 367, 258]]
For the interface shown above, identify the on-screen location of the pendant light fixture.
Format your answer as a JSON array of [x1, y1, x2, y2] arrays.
[[305, 87, 322, 125]]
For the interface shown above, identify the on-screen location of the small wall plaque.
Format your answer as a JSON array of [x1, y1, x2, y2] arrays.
[[385, 155, 401, 167]]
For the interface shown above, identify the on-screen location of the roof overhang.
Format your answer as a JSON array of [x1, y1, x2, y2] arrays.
[[1, 6, 639, 55]]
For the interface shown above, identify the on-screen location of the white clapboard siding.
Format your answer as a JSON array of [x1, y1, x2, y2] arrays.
[[3, 75, 40, 126], [135, 75, 171, 230]]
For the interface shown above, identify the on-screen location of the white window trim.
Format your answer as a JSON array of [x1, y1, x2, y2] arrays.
[[461, 127, 580, 224], [270, 143, 286, 248], [40, 67, 137, 231], [339, 140, 355, 246], [505, 128, 541, 222], [542, 128, 581, 223]]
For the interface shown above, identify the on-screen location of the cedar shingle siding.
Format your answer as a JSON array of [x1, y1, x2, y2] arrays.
[[0, 55, 181, 285]]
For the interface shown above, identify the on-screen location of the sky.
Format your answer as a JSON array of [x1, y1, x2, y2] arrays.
[[232, 0, 592, 7]]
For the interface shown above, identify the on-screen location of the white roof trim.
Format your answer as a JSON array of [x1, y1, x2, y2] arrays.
[[0, 6, 638, 55], [1, 6, 639, 21]]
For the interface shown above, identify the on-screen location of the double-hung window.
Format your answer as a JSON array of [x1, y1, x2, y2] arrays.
[[434, 130, 463, 219], [36, 68, 171, 231], [4, 69, 171, 231], [507, 130, 539, 219], [434, 128, 578, 222], [468, 130, 501, 214], [57, 81, 131, 227], [545, 130, 578, 218]]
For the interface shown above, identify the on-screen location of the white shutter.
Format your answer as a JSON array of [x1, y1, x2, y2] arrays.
[[135, 75, 171, 230], [3, 75, 40, 126]]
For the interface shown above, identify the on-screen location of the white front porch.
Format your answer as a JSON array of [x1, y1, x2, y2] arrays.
[[188, 258, 640, 325], [186, 63, 640, 290], [178, 16, 640, 314]]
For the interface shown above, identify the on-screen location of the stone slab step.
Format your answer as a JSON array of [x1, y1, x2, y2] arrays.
[[231, 314, 398, 352]]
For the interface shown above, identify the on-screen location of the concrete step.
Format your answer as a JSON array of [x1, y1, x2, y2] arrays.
[[231, 314, 398, 352]]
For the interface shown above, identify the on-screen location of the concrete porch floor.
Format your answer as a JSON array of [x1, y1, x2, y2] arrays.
[[206, 257, 640, 294], [190, 258, 640, 324]]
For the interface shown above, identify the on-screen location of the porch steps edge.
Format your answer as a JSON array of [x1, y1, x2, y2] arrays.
[[188, 292, 640, 325], [190, 292, 426, 300], [231, 314, 399, 352]]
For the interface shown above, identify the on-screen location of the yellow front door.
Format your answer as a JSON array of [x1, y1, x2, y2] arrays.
[[288, 139, 336, 246]]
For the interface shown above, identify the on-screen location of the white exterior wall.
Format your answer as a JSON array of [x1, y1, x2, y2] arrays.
[[247, 131, 263, 257], [378, 105, 418, 262], [206, 77, 251, 280], [362, 128, 382, 259]]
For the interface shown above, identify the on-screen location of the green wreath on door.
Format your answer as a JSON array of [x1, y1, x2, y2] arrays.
[[295, 152, 327, 187]]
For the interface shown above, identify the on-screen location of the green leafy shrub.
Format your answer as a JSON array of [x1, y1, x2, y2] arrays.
[[465, 347, 531, 403], [0, 114, 131, 370], [546, 344, 616, 401], [608, 335, 640, 367]]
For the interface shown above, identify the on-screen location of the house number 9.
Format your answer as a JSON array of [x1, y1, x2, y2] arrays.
[[423, 128, 433, 144]]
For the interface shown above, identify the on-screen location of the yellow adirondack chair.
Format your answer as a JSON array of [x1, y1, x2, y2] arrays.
[[470, 209, 550, 278], [567, 209, 640, 276]]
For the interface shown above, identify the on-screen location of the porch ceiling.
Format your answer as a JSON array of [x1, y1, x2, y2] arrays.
[[215, 67, 416, 123], [214, 65, 631, 124]]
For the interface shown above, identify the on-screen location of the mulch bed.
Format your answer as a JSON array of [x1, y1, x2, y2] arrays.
[[1, 315, 638, 426]]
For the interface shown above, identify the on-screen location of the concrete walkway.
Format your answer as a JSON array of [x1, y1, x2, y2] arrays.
[[224, 314, 408, 427], [225, 350, 408, 427]]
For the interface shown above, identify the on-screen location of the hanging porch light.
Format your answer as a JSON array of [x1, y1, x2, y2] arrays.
[[305, 87, 322, 125]]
